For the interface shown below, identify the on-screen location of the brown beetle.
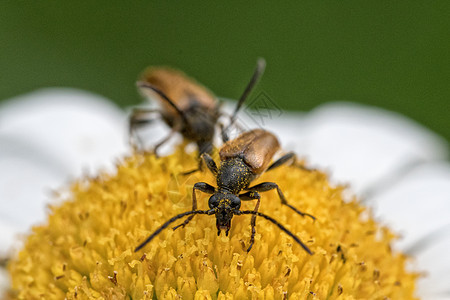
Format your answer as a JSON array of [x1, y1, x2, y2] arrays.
[[129, 59, 266, 173], [135, 129, 315, 253]]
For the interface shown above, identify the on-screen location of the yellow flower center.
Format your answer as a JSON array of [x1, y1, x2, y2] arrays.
[[8, 149, 418, 299]]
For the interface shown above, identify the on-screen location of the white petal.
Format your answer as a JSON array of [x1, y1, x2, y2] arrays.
[[372, 162, 450, 250], [413, 227, 450, 299], [237, 102, 448, 196], [370, 162, 450, 297], [0, 268, 9, 298], [0, 88, 130, 255], [0, 154, 66, 255], [0, 88, 130, 177]]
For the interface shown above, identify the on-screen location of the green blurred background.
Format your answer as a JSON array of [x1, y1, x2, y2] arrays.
[[1, 2, 449, 141]]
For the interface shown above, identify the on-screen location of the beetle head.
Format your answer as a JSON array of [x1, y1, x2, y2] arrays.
[[208, 192, 241, 236]]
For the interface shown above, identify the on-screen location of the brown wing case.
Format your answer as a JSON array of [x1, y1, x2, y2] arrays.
[[139, 67, 217, 114], [220, 129, 280, 174]]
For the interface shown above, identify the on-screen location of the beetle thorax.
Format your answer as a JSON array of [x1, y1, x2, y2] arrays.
[[183, 106, 217, 145], [217, 157, 255, 194]]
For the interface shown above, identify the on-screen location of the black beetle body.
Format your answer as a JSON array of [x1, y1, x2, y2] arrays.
[[135, 129, 315, 253], [129, 59, 266, 174]]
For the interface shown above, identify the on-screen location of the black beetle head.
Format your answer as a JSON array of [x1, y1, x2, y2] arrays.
[[208, 193, 241, 236]]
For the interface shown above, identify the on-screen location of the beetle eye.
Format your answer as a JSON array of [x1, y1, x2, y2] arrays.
[[208, 195, 219, 209], [230, 196, 241, 209]]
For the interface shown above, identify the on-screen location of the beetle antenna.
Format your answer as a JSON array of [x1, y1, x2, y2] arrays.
[[134, 209, 214, 252], [137, 82, 191, 126], [238, 210, 313, 255], [229, 58, 266, 127]]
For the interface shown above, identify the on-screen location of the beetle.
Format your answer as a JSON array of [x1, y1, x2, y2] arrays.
[[129, 59, 266, 174], [135, 129, 315, 253]]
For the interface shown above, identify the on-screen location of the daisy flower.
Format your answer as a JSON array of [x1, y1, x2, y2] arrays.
[[0, 88, 448, 299]]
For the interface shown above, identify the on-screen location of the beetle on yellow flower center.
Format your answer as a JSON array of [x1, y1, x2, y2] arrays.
[[7, 145, 419, 299], [135, 129, 315, 254]]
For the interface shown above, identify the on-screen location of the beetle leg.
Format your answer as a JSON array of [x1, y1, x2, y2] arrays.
[[0, 256, 9, 268], [239, 191, 260, 201], [267, 152, 316, 172], [153, 121, 182, 157], [248, 197, 261, 252], [129, 107, 161, 150], [182, 167, 200, 176], [266, 152, 296, 172], [246, 182, 315, 221], [172, 182, 215, 230], [152, 129, 177, 157], [181, 157, 202, 176], [201, 153, 219, 176], [236, 210, 313, 255], [219, 122, 230, 143], [182, 148, 218, 176], [238, 191, 261, 252]]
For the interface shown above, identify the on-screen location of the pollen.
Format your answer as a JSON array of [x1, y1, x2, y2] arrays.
[[7, 148, 418, 299]]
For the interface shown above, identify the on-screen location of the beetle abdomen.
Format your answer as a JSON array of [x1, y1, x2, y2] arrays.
[[139, 67, 217, 114]]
